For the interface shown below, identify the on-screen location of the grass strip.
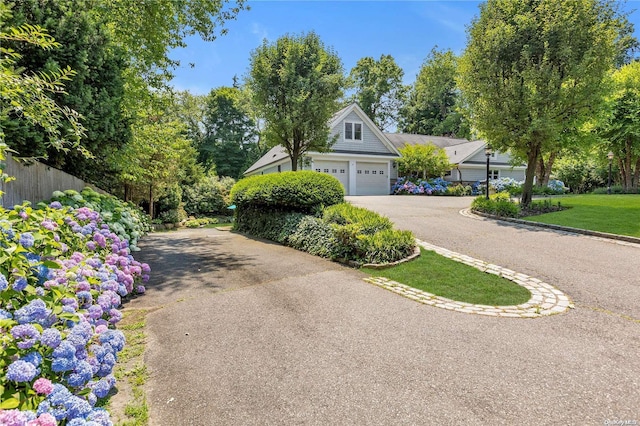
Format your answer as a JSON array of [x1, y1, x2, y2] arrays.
[[101, 309, 150, 426], [362, 248, 531, 306], [522, 194, 640, 237]]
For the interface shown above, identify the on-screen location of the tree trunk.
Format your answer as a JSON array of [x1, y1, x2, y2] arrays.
[[535, 151, 557, 187], [633, 157, 640, 191], [148, 184, 154, 219], [624, 140, 633, 191], [521, 144, 541, 208]]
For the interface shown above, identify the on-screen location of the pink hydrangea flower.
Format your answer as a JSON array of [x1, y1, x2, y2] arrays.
[[33, 378, 54, 395]]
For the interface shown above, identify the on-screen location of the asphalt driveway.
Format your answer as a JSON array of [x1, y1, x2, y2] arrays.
[[129, 198, 639, 425]]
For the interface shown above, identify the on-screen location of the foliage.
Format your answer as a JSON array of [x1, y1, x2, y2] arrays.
[[347, 54, 406, 131], [597, 61, 640, 191], [2, 0, 130, 189], [92, 0, 248, 87], [230, 171, 345, 215], [399, 47, 470, 139], [156, 208, 187, 225], [0, 197, 149, 423], [471, 192, 521, 217], [0, 3, 85, 158], [247, 31, 344, 170], [357, 229, 415, 265], [183, 174, 235, 217], [396, 143, 451, 179], [392, 177, 451, 195], [287, 216, 337, 258], [446, 184, 473, 196], [458, 0, 622, 206], [184, 217, 218, 228], [554, 155, 608, 194], [49, 187, 151, 252], [197, 87, 260, 178], [322, 203, 392, 234]]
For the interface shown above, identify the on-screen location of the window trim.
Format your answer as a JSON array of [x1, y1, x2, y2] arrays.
[[344, 121, 363, 142]]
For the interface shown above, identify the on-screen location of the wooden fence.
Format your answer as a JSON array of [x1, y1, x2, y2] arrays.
[[0, 153, 103, 207]]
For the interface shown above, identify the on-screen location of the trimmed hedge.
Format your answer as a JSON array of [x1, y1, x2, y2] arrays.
[[230, 171, 345, 214], [323, 203, 392, 234], [471, 192, 520, 217]]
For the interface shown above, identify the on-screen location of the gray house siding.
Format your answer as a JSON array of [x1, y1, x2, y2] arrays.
[[331, 111, 394, 155]]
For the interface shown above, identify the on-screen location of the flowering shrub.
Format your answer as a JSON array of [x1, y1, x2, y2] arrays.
[[49, 188, 151, 252], [546, 179, 567, 194], [0, 198, 150, 425], [392, 177, 451, 195]]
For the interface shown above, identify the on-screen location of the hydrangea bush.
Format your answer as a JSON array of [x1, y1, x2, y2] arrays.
[[0, 196, 150, 425], [392, 177, 451, 195], [49, 188, 151, 252], [477, 178, 567, 196]]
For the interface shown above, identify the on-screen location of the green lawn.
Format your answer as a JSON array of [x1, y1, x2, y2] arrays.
[[362, 248, 531, 306], [522, 194, 640, 237]]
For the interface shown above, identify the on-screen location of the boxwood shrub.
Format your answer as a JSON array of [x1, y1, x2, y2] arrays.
[[230, 171, 345, 214]]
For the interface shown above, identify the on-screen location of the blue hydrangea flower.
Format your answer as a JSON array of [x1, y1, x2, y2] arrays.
[[23, 351, 44, 367], [41, 327, 62, 348], [13, 276, 28, 291], [91, 378, 112, 398], [0, 308, 12, 320], [0, 273, 8, 291], [99, 330, 125, 352], [67, 360, 94, 387], [7, 359, 38, 382], [14, 298, 52, 324], [19, 232, 35, 248]]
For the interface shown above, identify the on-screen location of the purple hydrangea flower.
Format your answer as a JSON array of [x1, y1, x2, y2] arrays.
[[19, 232, 35, 248], [7, 359, 38, 382], [11, 324, 41, 349], [50, 201, 63, 209], [41, 219, 57, 230], [0, 308, 12, 320]]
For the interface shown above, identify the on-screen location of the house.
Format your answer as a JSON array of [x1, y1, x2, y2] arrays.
[[244, 104, 526, 195]]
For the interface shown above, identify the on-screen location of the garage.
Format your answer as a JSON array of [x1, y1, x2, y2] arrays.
[[313, 160, 349, 192], [355, 162, 388, 195]]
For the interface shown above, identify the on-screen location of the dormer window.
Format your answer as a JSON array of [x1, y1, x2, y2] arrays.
[[344, 121, 363, 142]]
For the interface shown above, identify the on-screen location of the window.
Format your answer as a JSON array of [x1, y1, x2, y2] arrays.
[[489, 169, 499, 179], [365, 170, 370, 175], [357, 170, 362, 174], [344, 121, 363, 141], [315, 168, 321, 172], [340, 169, 345, 174], [277, 165, 281, 172], [380, 170, 384, 175], [323, 168, 329, 173], [372, 170, 377, 175], [332, 168, 337, 173]]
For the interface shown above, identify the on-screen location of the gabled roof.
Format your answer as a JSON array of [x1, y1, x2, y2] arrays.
[[384, 133, 487, 165], [330, 104, 400, 156], [244, 145, 288, 175]]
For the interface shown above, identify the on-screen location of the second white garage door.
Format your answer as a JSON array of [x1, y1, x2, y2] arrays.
[[355, 162, 388, 195]]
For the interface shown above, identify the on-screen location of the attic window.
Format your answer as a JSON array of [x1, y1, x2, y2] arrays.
[[344, 121, 363, 141]]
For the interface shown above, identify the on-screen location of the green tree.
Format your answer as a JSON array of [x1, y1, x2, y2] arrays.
[[0, 3, 85, 159], [200, 87, 259, 178], [396, 143, 451, 179], [399, 48, 470, 139], [458, 0, 621, 206], [597, 62, 640, 191], [347, 54, 406, 131], [247, 31, 344, 171], [2, 0, 130, 189]]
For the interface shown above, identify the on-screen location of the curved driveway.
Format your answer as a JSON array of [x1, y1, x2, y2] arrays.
[[131, 197, 639, 425]]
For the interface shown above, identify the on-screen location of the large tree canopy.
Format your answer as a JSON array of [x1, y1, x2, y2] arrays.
[[247, 32, 344, 171], [597, 62, 640, 191], [399, 48, 470, 139], [347, 54, 406, 131], [396, 143, 451, 179], [458, 0, 622, 206]]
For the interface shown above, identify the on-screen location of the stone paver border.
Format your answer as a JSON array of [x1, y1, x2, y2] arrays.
[[364, 239, 573, 318]]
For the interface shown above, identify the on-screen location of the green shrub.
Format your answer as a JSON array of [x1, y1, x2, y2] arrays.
[[359, 229, 415, 264], [323, 203, 392, 234], [185, 217, 219, 228], [471, 192, 520, 217], [287, 216, 337, 257], [446, 184, 472, 196], [230, 171, 344, 214], [234, 209, 306, 244], [183, 174, 235, 216], [156, 185, 182, 215], [157, 207, 187, 224]]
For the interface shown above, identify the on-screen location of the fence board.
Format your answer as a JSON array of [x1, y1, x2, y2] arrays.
[[0, 153, 105, 207]]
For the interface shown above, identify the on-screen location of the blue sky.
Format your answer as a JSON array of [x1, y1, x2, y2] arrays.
[[169, 0, 640, 95]]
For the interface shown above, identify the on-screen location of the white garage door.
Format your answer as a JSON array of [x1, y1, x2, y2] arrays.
[[314, 161, 349, 192], [356, 162, 388, 195]]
